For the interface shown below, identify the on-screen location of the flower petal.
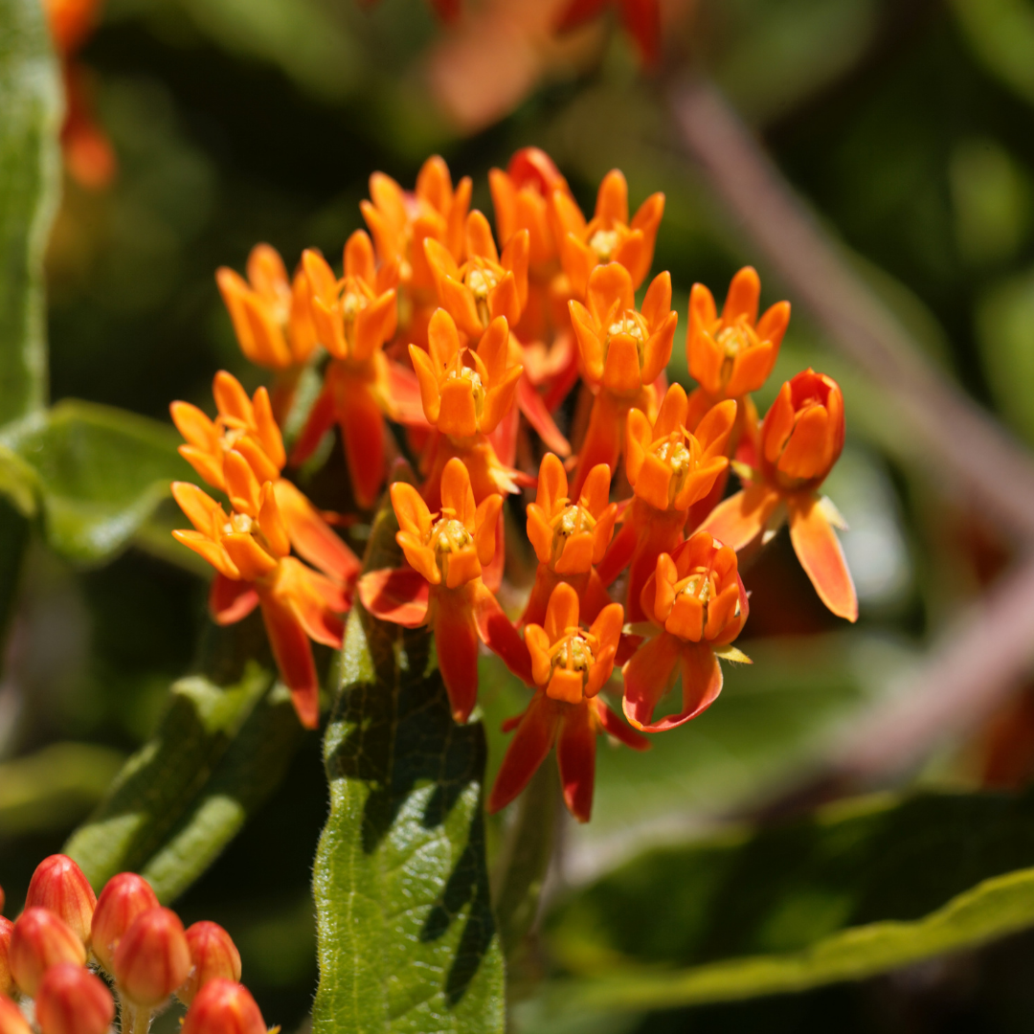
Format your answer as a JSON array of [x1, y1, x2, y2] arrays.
[[621, 631, 682, 729], [433, 589, 481, 722], [475, 581, 533, 685], [274, 479, 360, 584], [209, 573, 259, 626], [697, 483, 783, 551], [487, 694, 560, 814], [787, 494, 858, 622], [357, 568, 430, 627], [722, 266, 760, 325], [557, 701, 597, 822], [260, 593, 320, 729]]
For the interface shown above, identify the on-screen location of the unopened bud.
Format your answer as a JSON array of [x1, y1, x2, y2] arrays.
[[179, 922, 242, 1005], [35, 963, 114, 1034], [8, 909, 86, 996], [0, 996, 30, 1034], [0, 918, 12, 997], [25, 856, 96, 947], [112, 907, 191, 1007], [181, 979, 266, 1034], [90, 873, 159, 973]]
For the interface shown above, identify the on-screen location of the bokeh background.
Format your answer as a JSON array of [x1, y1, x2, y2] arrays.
[[7, 0, 1034, 1029]]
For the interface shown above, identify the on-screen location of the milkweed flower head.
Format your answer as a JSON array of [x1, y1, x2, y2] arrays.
[[0, 855, 266, 1033], [175, 146, 856, 821]]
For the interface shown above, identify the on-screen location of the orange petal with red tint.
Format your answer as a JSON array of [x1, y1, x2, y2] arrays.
[[274, 479, 360, 584], [557, 702, 597, 822], [621, 631, 682, 730], [787, 495, 858, 622], [488, 694, 560, 814], [475, 581, 533, 685], [358, 568, 429, 627], [592, 697, 650, 751], [697, 483, 783, 552], [434, 589, 481, 722], [260, 594, 320, 728], [209, 574, 259, 626], [338, 380, 386, 510], [222, 534, 278, 582]]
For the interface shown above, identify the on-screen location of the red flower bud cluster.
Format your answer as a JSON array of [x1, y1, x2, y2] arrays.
[[176, 147, 856, 823], [0, 856, 268, 1033]]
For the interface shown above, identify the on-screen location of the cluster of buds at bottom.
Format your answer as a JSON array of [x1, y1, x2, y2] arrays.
[[0, 855, 270, 1034]]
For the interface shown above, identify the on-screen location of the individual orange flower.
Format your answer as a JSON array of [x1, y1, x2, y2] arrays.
[[170, 372, 360, 598], [172, 465, 348, 729], [522, 453, 617, 627], [698, 369, 857, 621], [489, 582, 647, 822], [551, 169, 664, 300], [687, 266, 790, 411], [360, 156, 472, 340], [411, 308, 525, 509], [568, 262, 677, 494], [622, 533, 750, 732], [357, 459, 530, 723], [600, 386, 737, 621], [424, 211, 530, 341], [555, 0, 660, 66], [216, 246, 320, 420], [290, 231, 427, 509]]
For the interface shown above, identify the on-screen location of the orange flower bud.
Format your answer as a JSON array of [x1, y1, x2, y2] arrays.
[[181, 979, 267, 1034], [489, 148, 569, 269], [687, 267, 790, 401], [0, 919, 12, 997], [112, 907, 192, 1007], [759, 369, 845, 491], [0, 996, 30, 1034], [178, 922, 242, 1006], [8, 909, 86, 996], [90, 873, 160, 974], [35, 963, 114, 1034], [25, 855, 96, 946]]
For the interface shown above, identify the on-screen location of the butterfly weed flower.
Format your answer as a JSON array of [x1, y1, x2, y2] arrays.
[[490, 582, 647, 823]]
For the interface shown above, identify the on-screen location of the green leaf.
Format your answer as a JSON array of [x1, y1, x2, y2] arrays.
[[0, 743, 126, 836], [311, 497, 504, 1034], [65, 615, 302, 900], [0, 400, 193, 564], [536, 790, 1034, 1016], [0, 0, 61, 424]]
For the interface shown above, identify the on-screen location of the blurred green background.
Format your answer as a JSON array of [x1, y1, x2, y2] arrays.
[[8, 0, 1034, 1029]]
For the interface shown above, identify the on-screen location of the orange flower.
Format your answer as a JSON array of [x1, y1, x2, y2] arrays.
[[216, 244, 319, 373], [687, 266, 790, 404], [171, 372, 360, 591], [522, 453, 617, 627], [290, 232, 428, 509], [489, 147, 570, 271], [361, 157, 471, 305], [552, 168, 664, 300], [622, 533, 750, 732], [358, 459, 530, 723], [555, 0, 660, 66], [411, 308, 526, 509], [46, 0, 102, 56], [172, 467, 349, 729], [489, 582, 647, 822], [600, 385, 737, 621], [699, 369, 857, 622], [568, 262, 677, 494], [424, 211, 529, 341]]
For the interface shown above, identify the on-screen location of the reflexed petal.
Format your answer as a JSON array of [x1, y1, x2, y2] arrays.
[[259, 593, 320, 729], [591, 697, 650, 751], [487, 694, 560, 814], [433, 589, 481, 722], [358, 568, 429, 627], [475, 582, 533, 685], [515, 375, 569, 454], [289, 386, 336, 467], [210, 573, 259, 625], [788, 494, 858, 622], [338, 380, 386, 510], [621, 631, 681, 729], [697, 483, 783, 552], [277, 559, 345, 648], [274, 479, 360, 584], [557, 702, 597, 822]]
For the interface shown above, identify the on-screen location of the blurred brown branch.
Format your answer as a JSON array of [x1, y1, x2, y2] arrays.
[[668, 77, 1034, 544]]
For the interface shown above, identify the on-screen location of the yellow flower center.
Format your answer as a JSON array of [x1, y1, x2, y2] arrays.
[[604, 310, 649, 372], [548, 503, 596, 566], [589, 228, 622, 263], [465, 264, 500, 326], [715, 319, 756, 386], [651, 432, 697, 507], [219, 425, 247, 453], [428, 511, 473, 581], [549, 630, 597, 679], [224, 512, 255, 536]]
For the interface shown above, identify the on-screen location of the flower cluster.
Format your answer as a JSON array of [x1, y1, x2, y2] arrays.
[[0, 855, 268, 1033], [173, 148, 856, 821]]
